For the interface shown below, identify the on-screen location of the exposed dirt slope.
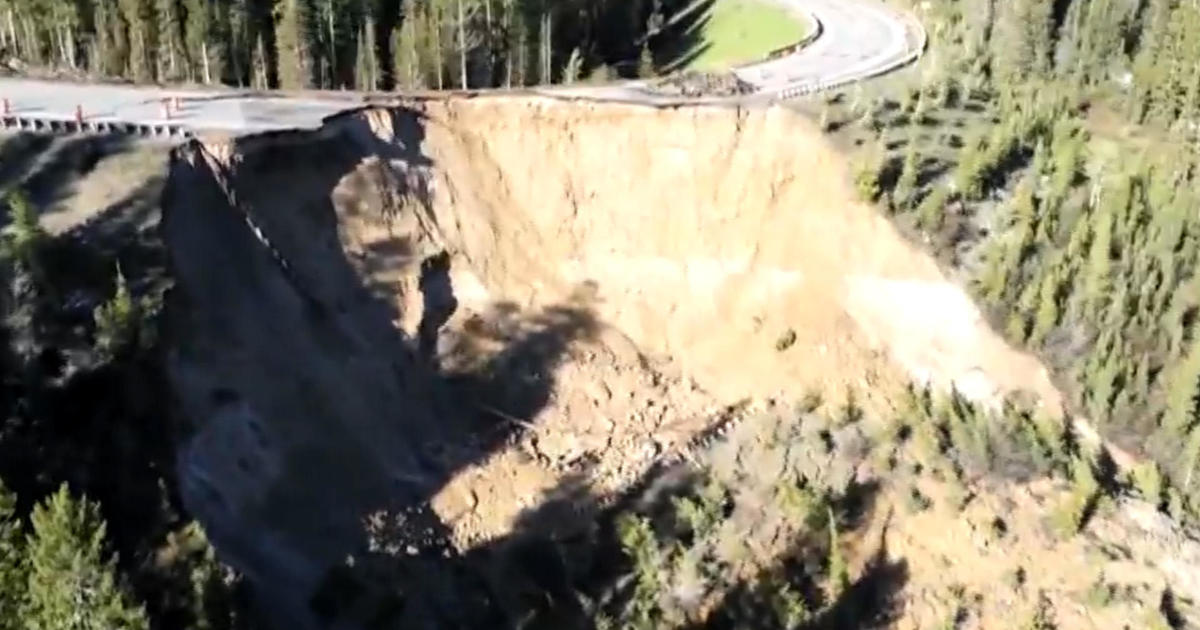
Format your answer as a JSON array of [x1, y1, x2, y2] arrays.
[[161, 97, 1196, 627]]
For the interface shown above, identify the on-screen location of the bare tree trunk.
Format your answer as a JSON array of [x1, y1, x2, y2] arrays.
[[483, 0, 492, 84], [169, 31, 176, 77], [96, 20, 107, 75], [360, 19, 376, 90], [516, 14, 525, 86], [22, 17, 35, 61], [202, 40, 212, 83], [540, 11, 550, 84], [7, 10, 15, 58], [4, 9, 13, 54], [56, 25, 66, 65], [504, 0, 512, 87], [137, 28, 146, 79], [328, 4, 336, 87], [433, 5, 443, 89], [408, 17, 417, 88], [67, 26, 76, 68], [457, 0, 467, 89]]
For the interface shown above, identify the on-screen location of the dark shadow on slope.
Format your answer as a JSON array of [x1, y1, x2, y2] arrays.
[[365, 452, 897, 630], [159, 106, 905, 630], [32, 174, 169, 349], [0, 159, 227, 627], [655, 1, 716, 74], [161, 107, 600, 628], [802, 535, 908, 628], [61, 173, 165, 249], [17, 134, 135, 210], [686, 488, 902, 630], [0, 132, 54, 188], [440, 289, 600, 438]]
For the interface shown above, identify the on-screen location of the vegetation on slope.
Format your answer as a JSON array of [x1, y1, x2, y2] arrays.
[[5, 0, 1200, 625], [0, 139, 250, 629], [828, 0, 1200, 520]]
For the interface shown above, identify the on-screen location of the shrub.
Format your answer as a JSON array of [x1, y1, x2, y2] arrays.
[[1, 189, 46, 272], [1084, 575, 1115, 609], [905, 485, 932, 513], [916, 185, 950, 231], [1129, 462, 1164, 507], [1023, 592, 1057, 630], [1050, 456, 1100, 538], [774, 329, 797, 352], [854, 161, 882, 202], [826, 507, 849, 599], [94, 269, 142, 359], [894, 143, 920, 209]]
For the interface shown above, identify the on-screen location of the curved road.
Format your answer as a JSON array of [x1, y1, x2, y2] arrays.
[[0, 0, 922, 135]]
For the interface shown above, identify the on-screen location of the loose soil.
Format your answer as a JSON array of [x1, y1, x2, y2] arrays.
[[148, 96, 1199, 627]]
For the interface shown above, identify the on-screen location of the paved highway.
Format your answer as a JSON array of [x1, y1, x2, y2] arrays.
[[0, 0, 923, 135]]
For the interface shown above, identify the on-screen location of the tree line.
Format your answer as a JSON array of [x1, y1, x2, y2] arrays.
[[0, 0, 699, 90], [851, 0, 1200, 518]]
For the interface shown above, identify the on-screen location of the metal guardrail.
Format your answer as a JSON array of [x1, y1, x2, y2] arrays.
[[760, 10, 824, 62], [774, 4, 926, 100], [0, 115, 192, 138]]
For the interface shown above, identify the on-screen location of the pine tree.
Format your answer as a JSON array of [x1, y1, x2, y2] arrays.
[[0, 479, 26, 630], [392, 0, 422, 89], [354, 21, 376, 90], [1083, 195, 1113, 311], [93, 0, 130, 76], [1180, 426, 1200, 493], [118, 0, 154, 81], [826, 507, 849, 598], [2, 189, 45, 272], [1165, 335, 1200, 435], [224, 0, 251, 85], [562, 46, 582, 85], [274, 0, 313, 88], [156, 0, 182, 80], [183, 0, 211, 82], [916, 183, 949, 231], [93, 267, 141, 359], [312, 0, 342, 87], [992, 0, 1052, 86], [1132, 0, 1174, 122], [1030, 265, 1063, 346], [22, 485, 148, 630], [164, 522, 238, 630], [637, 41, 653, 79]]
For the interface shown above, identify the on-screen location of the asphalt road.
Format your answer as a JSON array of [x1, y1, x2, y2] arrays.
[[0, 0, 922, 134]]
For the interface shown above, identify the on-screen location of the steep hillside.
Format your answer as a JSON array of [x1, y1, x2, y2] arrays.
[[161, 97, 1199, 628]]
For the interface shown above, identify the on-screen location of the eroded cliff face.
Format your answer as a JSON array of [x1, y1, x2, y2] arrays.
[[162, 121, 456, 628], [161, 97, 1074, 626]]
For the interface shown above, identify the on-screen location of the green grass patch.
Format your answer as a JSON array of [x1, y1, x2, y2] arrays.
[[679, 0, 810, 71]]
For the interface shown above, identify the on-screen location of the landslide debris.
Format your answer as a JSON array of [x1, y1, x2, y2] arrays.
[[159, 96, 1199, 629]]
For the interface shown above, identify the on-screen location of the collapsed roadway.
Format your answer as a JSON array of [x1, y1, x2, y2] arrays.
[[0, 0, 924, 138]]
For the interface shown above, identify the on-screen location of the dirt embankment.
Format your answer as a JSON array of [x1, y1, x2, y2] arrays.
[[160, 97, 1114, 626]]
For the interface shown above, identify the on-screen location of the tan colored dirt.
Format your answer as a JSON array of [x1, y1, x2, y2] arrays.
[[162, 96, 1192, 627]]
